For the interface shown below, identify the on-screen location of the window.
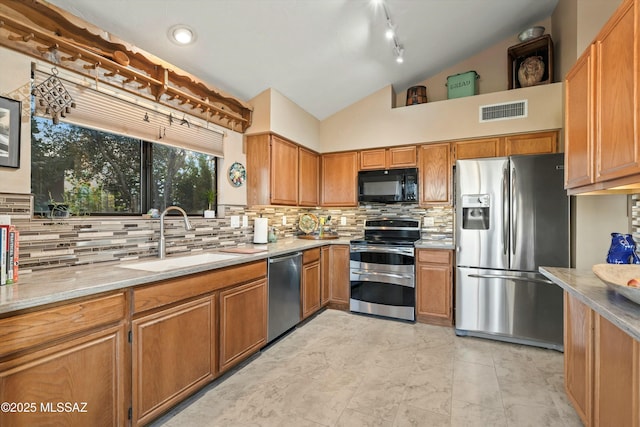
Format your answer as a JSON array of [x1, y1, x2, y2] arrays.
[[31, 115, 217, 216]]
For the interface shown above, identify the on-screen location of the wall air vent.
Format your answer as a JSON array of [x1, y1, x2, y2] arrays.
[[479, 100, 528, 122]]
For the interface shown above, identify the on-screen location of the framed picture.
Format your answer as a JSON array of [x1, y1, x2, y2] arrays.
[[0, 96, 21, 168]]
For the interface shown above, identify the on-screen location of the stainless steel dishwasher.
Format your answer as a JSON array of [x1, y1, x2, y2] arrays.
[[267, 252, 302, 343]]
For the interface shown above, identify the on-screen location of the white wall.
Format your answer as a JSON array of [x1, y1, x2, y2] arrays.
[[217, 129, 247, 207], [321, 83, 563, 152], [0, 47, 32, 194], [573, 195, 629, 269]]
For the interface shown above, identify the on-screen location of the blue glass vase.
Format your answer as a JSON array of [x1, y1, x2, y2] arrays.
[[606, 233, 640, 264]]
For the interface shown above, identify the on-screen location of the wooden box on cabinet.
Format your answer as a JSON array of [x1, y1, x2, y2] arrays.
[[508, 34, 554, 89]]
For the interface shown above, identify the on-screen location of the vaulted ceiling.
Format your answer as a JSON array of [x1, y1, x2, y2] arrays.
[[47, 0, 559, 120]]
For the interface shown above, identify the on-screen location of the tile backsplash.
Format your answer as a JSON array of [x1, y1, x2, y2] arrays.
[[0, 193, 453, 273]]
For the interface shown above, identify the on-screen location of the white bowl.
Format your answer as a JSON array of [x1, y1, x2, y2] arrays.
[[592, 263, 640, 305], [518, 26, 545, 42]]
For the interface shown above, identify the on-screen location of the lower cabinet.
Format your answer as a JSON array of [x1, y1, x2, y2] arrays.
[[219, 278, 268, 373], [0, 293, 128, 427], [329, 244, 350, 307], [416, 249, 453, 326], [132, 296, 216, 426], [321, 245, 331, 307], [302, 248, 321, 319], [564, 291, 640, 427]]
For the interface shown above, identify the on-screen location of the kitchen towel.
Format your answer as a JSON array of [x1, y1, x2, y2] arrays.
[[254, 217, 268, 244]]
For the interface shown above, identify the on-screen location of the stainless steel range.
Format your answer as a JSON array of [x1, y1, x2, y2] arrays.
[[350, 218, 421, 322]]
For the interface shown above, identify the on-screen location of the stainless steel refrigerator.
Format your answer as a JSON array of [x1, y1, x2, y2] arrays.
[[455, 153, 568, 350]]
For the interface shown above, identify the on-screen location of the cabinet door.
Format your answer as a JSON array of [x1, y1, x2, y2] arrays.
[[321, 152, 358, 207], [245, 134, 271, 206], [0, 324, 127, 427], [565, 46, 595, 188], [593, 313, 639, 427], [270, 135, 299, 205], [596, 0, 640, 181], [504, 131, 558, 156], [388, 146, 417, 168], [419, 143, 451, 205], [416, 249, 453, 326], [132, 296, 215, 426], [299, 147, 319, 206], [452, 137, 502, 163], [329, 245, 350, 305], [564, 292, 593, 426], [321, 246, 331, 307], [359, 148, 387, 170], [219, 278, 267, 373], [302, 261, 321, 319]]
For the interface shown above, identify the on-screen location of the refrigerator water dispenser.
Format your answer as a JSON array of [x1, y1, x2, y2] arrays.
[[461, 194, 490, 230]]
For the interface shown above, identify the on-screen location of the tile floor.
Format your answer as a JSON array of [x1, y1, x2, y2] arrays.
[[152, 309, 583, 427]]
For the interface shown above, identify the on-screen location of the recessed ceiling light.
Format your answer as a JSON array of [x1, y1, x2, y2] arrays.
[[168, 25, 196, 45]]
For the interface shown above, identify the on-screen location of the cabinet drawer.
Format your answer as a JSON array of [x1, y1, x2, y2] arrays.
[[417, 249, 452, 265], [303, 248, 321, 264], [133, 261, 267, 314], [0, 292, 126, 357]]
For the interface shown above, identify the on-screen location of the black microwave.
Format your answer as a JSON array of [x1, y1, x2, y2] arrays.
[[357, 168, 418, 203]]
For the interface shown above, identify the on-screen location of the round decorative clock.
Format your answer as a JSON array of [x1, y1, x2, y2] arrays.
[[228, 162, 246, 187]]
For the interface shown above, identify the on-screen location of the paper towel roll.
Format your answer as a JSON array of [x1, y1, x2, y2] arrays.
[[254, 217, 268, 244]]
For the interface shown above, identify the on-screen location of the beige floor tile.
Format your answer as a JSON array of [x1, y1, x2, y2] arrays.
[[151, 310, 581, 427]]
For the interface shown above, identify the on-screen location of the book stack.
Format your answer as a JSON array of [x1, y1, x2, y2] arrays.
[[0, 224, 19, 285]]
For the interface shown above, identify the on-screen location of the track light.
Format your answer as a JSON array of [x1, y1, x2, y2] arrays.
[[385, 22, 395, 40], [395, 46, 404, 63], [375, 0, 405, 64]]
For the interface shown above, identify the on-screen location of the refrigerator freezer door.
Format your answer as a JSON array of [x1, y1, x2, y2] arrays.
[[510, 154, 569, 271], [455, 267, 563, 350], [456, 158, 509, 270]]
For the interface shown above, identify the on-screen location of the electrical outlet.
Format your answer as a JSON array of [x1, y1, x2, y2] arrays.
[[230, 215, 240, 228], [340, 216, 347, 226], [423, 217, 435, 227], [242, 215, 248, 227], [282, 216, 287, 226]]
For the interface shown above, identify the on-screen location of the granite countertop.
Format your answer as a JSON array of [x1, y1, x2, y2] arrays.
[[414, 240, 455, 250], [0, 238, 352, 316], [540, 266, 640, 342]]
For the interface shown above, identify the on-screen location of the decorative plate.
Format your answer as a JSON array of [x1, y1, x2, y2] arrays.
[[228, 162, 246, 187], [593, 263, 640, 305], [299, 213, 319, 234]]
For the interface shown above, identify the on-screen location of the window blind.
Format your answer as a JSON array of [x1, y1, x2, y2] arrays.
[[33, 65, 225, 157]]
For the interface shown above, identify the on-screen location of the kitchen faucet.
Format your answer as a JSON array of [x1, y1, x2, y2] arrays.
[[159, 206, 193, 259]]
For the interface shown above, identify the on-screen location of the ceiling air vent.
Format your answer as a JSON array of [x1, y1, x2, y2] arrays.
[[479, 100, 528, 122]]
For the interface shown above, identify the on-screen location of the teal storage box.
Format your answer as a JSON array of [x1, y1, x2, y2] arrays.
[[446, 71, 479, 99]]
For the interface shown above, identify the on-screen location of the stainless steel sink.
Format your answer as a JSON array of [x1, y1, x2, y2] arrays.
[[119, 253, 238, 272]]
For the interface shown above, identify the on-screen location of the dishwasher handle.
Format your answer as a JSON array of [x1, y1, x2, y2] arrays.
[[269, 252, 303, 263]]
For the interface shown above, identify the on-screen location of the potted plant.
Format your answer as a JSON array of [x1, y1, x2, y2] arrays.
[[204, 189, 216, 218]]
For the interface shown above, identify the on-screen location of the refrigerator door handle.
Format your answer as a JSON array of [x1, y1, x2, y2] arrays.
[[511, 167, 517, 256], [468, 273, 555, 285], [502, 166, 509, 256]]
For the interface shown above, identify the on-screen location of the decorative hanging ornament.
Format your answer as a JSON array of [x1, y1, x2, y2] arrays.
[[33, 67, 75, 124]]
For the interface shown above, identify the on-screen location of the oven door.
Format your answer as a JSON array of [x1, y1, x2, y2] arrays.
[[349, 244, 415, 321]]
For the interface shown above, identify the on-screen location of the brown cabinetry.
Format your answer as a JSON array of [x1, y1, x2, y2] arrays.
[[299, 147, 320, 206], [419, 143, 451, 206], [565, 0, 640, 193], [132, 296, 216, 426], [452, 132, 558, 164], [320, 245, 331, 307], [219, 278, 268, 373], [301, 248, 321, 319], [328, 244, 350, 307], [359, 146, 417, 170], [321, 151, 358, 207], [563, 291, 640, 426], [0, 293, 128, 427], [416, 249, 453, 326], [452, 137, 502, 162], [246, 133, 319, 206]]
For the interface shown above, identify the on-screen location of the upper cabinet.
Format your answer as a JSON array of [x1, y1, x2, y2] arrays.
[[359, 146, 417, 170], [565, 0, 640, 193], [321, 151, 358, 207], [245, 133, 319, 206], [419, 143, 451, 206], [452, 131, 558, 165]]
